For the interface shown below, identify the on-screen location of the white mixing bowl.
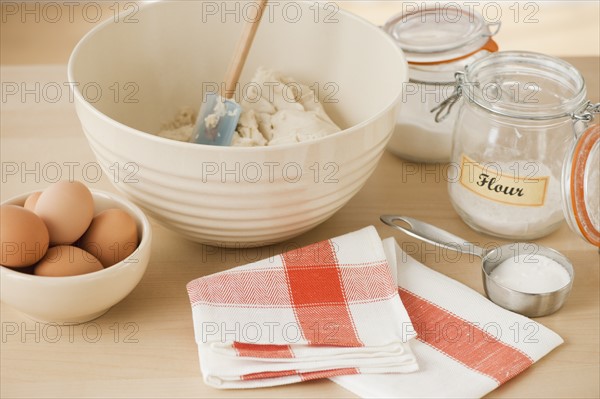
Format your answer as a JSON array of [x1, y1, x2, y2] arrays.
[[68, 1, 407, 246]]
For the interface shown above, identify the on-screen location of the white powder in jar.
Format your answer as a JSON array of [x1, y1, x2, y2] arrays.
[[449, 161, 564, 239], [388, 122, 453, 163], [490, 254, 571, 294]]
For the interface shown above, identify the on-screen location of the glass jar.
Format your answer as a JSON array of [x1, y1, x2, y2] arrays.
[[445, 51, 599, 242], [562, 123, 599, 246], [383, 7, 500, 163]]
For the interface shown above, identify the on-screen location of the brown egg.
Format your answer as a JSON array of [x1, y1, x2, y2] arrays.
[[34, 181, 94, 245], [34, 245, 103, 277], [0, 205, 49, 267], [78, 209, 138, 267], [24, 192, 42, 211]]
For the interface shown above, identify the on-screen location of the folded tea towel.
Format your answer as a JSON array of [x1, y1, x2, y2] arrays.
[[186, 226, 418, 388], [331, 238, 564, 398]]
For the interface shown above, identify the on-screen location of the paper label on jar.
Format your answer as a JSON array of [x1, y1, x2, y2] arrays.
[[459, 155, 549, 207]]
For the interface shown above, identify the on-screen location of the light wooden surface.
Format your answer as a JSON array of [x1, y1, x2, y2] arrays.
[[1, 3, 599, 399]]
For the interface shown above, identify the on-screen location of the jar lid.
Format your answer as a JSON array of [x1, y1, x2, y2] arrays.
[[462, 51, 588, 121], [383, 7, 499, 64], [562, 123, 600, 247]]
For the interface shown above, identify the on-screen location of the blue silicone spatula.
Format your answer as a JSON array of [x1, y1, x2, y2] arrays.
[[191, 0, 268, 146]]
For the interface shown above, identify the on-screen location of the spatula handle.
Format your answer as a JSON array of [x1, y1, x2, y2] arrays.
[[222, 0, 268, 99]]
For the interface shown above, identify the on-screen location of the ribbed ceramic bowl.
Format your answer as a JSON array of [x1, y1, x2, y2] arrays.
[[68, 1, 407, 246]]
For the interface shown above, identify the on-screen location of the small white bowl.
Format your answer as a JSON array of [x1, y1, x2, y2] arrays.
[[0, 190, 152, 324]]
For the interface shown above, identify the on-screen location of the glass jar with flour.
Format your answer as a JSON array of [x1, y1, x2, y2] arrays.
[[383, 7, 499, 163], [443, 51, 599, 242]]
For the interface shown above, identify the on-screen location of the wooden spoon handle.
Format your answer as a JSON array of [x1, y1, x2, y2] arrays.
[[222, 0, 268, 99]]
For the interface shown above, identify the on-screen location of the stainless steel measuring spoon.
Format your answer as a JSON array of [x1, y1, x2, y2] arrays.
[[380, 215, 574, 317]]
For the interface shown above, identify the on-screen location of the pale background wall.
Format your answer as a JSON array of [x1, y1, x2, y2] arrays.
[[337, 1, 600, 57], [1, 0, 599, 65]]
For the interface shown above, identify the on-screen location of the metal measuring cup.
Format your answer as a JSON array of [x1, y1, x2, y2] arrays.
[[381, 215, 574, 317]]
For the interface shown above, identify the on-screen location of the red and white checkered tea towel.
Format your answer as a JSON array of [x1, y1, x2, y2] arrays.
[[331, 238, 564, 398], [186, 227, 418, 388]]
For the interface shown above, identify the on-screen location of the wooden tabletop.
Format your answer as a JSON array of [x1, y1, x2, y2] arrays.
[[1, 3, 599, 399]]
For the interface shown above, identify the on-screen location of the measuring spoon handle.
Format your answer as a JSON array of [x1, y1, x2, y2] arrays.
[[380, 215, 486, 258]]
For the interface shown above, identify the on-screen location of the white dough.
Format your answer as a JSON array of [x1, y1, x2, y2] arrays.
[[157, 67, 341, 147]]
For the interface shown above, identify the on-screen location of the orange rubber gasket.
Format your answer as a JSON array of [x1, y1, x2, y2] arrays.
[[407, 38, 498, 66], [570, 124, 600, 247]]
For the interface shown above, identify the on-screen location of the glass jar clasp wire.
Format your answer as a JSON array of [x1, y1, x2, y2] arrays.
[[484, 21, 502, 38], [571, 101, 600, 123], [431, 71, 466, 122]]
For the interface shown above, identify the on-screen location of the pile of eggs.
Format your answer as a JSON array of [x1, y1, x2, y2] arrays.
[[0, 181, 138, 277]]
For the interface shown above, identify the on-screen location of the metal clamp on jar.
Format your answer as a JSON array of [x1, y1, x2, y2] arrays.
[[437, 51, 600, 244], [383, 7, 500, 163]]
